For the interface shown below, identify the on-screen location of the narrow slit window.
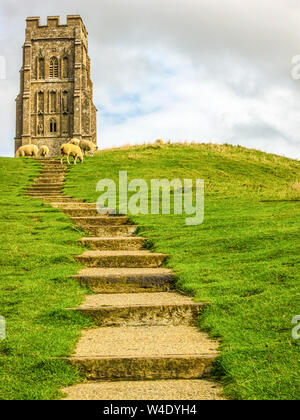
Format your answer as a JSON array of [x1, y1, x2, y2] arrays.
[[38, 58, 44, 79], [50, 118, 57, 133]]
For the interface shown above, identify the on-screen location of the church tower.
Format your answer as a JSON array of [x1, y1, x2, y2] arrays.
[[15, 15, 97, 156]]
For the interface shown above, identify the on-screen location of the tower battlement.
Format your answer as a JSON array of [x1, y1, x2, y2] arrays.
[[26, 15, 86, 30], [15, 15, 97, 156]]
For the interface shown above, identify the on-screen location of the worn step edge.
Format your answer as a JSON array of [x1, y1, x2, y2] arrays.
[[74, 303, 205, 327], [75, 252, 167, 268], [67, 354, 217, 381], [71, 216, 129, 226], [73, 269, 174, 293], [83, 226, 138, 237], [79, 237, 145, 250]]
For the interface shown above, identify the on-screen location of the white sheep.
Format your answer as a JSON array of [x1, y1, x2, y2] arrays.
[[68, 138, 80, 147], [80, 139, 98, 156], [39, 145, 49, 157], [60, 143, 84, 165], [16, 144, 39, 157]]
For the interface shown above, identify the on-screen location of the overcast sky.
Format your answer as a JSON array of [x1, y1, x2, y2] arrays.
[[0, 0, 300, 158]]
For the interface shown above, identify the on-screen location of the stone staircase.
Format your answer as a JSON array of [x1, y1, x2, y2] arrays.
[[28, 158, 223, 400]]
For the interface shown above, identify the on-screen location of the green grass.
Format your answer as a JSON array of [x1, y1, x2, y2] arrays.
[[0, 158, 91, 400], [63, 143, 300, 400]]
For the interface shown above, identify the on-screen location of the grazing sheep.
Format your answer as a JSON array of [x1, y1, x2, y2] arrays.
[[39, 145, 49, 157], [16, 144, 39, 157], [68, 138, 80, 147], [155, 139, 164, 146], [80, 139, 98, 156], [60, 143, 84, 165]]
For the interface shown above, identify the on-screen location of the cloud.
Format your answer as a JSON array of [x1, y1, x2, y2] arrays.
[[0, 0, 300, 159]]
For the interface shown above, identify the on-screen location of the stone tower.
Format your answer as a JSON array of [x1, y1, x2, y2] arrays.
[[15, 15, 97, 156]]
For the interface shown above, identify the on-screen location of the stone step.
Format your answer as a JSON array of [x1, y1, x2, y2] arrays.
[[73, 267, 174, 293], [50, 202, 97, 209], [71, 216, 129, 227], [41, 165, 66, 169], [52, 204, 116, 215], [27, 191, 63, 195], [28, 186, 63, 189], [75, 250, 167, 268], [27, 192, 64, 196], [31, 183, 64, 188], [40, 170, 66, 174], [83, 225, 138, 237], [73, 292, 205, 327], [34, 158, 60, 162], [62, 379, 224, 400], [68, 326, 218, 381], [35, 178, 65, 184], [79, 237, 145, 251], [63, 208, 105, 217], [44, 197, 84, 203]]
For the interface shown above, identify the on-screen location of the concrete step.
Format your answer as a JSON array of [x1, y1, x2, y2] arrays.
[[79, 237, 145, 251], [73, 267, 174, 293], [83, 225, 138, 237], [71, 216, 129, 227], [68, 326, 218, 381], [73, 292, 205, 327], [75, 250, 167, 268], [62, 379, 224, 400]]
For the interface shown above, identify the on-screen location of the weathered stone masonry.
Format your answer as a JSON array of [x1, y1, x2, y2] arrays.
[[15, 15, 97, 156]]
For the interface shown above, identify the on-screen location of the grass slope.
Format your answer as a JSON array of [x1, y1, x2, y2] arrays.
[[0, 158, 91, 400], [64, 143, 300, 400]]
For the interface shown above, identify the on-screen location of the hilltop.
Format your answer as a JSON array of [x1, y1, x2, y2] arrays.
[[64, 143, 300, 400]]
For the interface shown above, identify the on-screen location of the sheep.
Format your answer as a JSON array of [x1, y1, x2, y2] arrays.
[[16, 144, 39, 157], [80, 139, 98, 156], [60, 143, 84, 165], [39, 145, 49, 157], [68, 138, 80, 147]]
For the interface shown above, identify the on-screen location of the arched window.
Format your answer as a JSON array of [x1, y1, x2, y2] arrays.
[[50, 118, 57, 133], [62, 56, 69, 79], [49, 57, 58, 78]]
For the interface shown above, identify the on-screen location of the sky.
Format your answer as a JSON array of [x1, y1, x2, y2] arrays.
[[0, 0, 300, 158]]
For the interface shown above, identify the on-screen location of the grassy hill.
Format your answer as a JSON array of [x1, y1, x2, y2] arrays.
[[0, 143, 299, 400], [0, 158, 91, 400], [63, 143, 300, 400]]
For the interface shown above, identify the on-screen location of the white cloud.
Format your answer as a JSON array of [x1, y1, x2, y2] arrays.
[[0, 0, 300, 158]]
